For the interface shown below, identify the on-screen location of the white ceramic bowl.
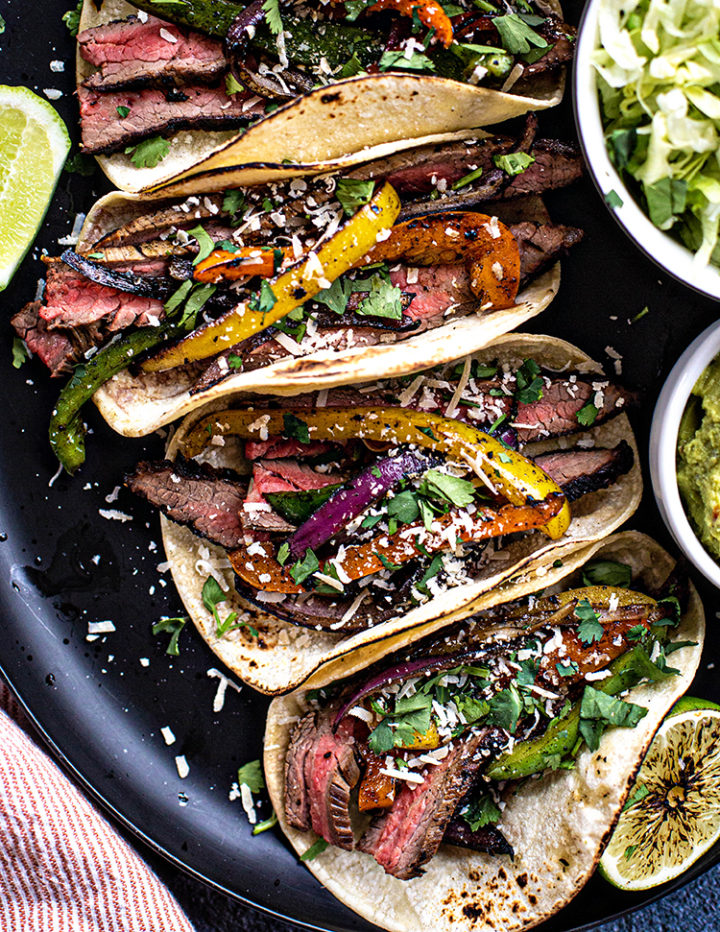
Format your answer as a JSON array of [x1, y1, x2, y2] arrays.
[[650, 320, 720, 588], [573, 0, 720, 303]]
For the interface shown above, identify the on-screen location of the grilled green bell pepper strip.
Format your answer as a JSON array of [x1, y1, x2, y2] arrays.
[[49, 322, 183, 474], [182, 406, 571, 539], [266, 485, 344, 525], [485, 644, 672, 781], [128, 0, 244, 37]]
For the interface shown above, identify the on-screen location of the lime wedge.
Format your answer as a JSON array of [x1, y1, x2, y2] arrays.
[[599, 703, 720, 891], [0, 86, 70, 291]]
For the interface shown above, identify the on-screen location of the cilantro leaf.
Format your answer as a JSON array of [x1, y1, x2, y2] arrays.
[[388, 490, 420, 524], [454, 695, 490, 723], [11, 337, 28, 370], [460, 792, 501, 830], [283, 413, 310, 444], [189, 225, 216, 265], [340, 52, 366, 78], [202, 575, 257, 638], [237, 759, 265, 793], [356, 275, 403, 320], [487, 684, 522, 732], [315, 276, 351, 314], [262, 0, 283, 34], [575, 598, 604, 645], [277, 542, 290, 565], [368, 719, 395, 753], [576, 401, 599, 427], [581, 559, 632, 588], [420, 469, 475, 507], [300, 838, 329, 861], [62, 0, 83, 36], [152, 615, 187, 656], [514, 358, 543, 404], [223, 189, 246, 223], [492, 13, 549, 55], [290, 549, 319, 584], [493, 152, 536, 176], [379, 49, 436, 72], [116, 106, 131, 119], [578, 686, 648, 751], [225, 73, 245, 96], [516, 657, 539, 686], [64, 152, 96, 176], [623, 782, 649, 811], [335, 178, 375, 216], [415, 554, 444, 595], [124, 136, 171, 169], [251, 279, 276, 315]]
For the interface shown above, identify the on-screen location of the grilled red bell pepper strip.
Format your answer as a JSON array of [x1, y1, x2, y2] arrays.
[[367, 0, 453, 46]]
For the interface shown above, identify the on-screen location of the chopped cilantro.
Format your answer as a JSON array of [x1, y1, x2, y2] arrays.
[[379, 49, 436, 72], [454, 694, 490, 723], [623, 782, 650, 811], [225, 73, 245, 95], [300, 838, 329, 861], [581, 559, 632, 588], [415, 554, 444, 595], [460, 792, 501, 830], [578, 686, 648, 752], [356, 275, 403, 320], [223, 189, 246, 223], [388, 490, 420, 524], [11, 337, 28, 370], [228, 353, 243, 370], [377, 553, 402, 572], [253, 279, 277, 315], [367, 719, 394, 753], [371, 465, 382, 478], [491, 13, 549, 55], [315, 276, 351, 314], [493, 152, 536, 176], [283, 413, 310, 444], [62, 0, 83, 36], [555, 660, 579, 677], [576, 598, 604, 645], [421, 469, 475, 507], [340, 52, 366, 78], [514, 358, 543, 404], [487, 684, 522, 732], [116, 106, 131, 119], [516, 657, 539, 686], [237, 759, 265, 793], [64, 152, 96, 176], [189, 225, 216, 266], [202, 575, 258, 638], [124, 136, 171, 169], [152, 615, 187, 656], [290, 549, 319, 584], [576, 401, 599, 427], [262, 0, 284, 35], [605, 189, 624, 208], [277, 542, 290, 565], [335, 178, 375, 216]]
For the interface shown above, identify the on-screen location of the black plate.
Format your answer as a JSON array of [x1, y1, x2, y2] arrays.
[[1, 2, 719, 930]]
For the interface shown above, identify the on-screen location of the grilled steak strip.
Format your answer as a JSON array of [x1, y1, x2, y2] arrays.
[[358, 729, 491, 879], [125, 457, 247, 550], [285, 706, 363, 849], [534, 441, 634, 503], [79, 15, 229, 92], [78, 84, 265, 155], [10, 302, 100, 378], [443, 817, 514, 857]]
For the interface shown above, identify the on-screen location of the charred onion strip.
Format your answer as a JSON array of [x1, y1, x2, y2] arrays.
[[363, 211, 521, 309], [193, 247, 294, 284], [367, 0, 453, 46], [181, 406, 571, 539], [228, 494, 565, 591], [141, 181, 401, 372]]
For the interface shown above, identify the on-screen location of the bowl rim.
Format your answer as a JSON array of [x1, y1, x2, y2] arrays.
[[572, 0, 720, 304], [649, 319, 720, 589]]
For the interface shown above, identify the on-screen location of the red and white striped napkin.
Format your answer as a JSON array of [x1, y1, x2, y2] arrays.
[[0, 682, 194, 932]]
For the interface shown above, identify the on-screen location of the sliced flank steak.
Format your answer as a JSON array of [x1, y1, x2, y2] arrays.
[[10, 302, 100, 377], [285, 705, 363, 850], [78, 84, 265, 155], [79, 15, 229, 92]]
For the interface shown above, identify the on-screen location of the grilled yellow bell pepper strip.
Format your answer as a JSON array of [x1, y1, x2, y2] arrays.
[[181, 406, 571, 539], [141, 181, 401, 372]]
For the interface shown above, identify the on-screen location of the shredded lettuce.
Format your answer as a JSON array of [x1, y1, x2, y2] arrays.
[[593, 0, 720, 266]]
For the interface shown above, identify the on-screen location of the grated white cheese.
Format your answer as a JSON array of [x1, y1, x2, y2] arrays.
[[161, 726, 176, 746], [175, 755, 189, 779], [207, 667, 242, 712], [88, 620, 115, 635]]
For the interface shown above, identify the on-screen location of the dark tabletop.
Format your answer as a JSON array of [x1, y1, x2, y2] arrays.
[[3, 2, 720, 932]]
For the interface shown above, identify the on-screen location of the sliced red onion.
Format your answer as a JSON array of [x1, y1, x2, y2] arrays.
[[332, 648, 487, 729], [287, 451, 433, 561]]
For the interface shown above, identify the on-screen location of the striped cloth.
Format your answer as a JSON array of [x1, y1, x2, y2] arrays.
[[0, 682, 194, 932]]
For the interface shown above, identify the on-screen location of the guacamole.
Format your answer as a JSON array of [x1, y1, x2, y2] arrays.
[[677, 354, 720, 560]]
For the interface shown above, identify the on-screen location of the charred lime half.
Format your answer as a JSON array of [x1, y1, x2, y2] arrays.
[[600, 705, 720, 891]]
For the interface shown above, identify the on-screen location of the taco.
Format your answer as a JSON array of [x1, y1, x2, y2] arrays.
[[263, 531, 704, 931], [123, 334, 641, 694], [75, 0, 574, 193], [12, 137, 582, 469]]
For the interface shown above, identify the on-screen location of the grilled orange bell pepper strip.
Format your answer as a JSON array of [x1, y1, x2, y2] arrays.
[[182, 406, 571, 539], [358, 756, 397, 811], [363, 211, 521, 309], [228, 494, 565, 591], [141, 181, 401, 372], [367, 0, 453, 46], [193, 247, 294, 284]]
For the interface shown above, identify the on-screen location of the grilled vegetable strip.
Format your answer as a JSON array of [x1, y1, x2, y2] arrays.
[[181, 406, 571, 539], [141, 182, 401, 372], [50, 322, 182, 473], [367, 0, 454, 46], [364, 212, 521, 309], [194, 247, 294, 284], [228, 494, 565, 591]]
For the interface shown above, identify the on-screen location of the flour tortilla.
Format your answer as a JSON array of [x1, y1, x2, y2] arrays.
[[263, 531, 705, 932], [79, 0, 566, 194], [159, 333, 642, 694], [75, 188, 563, 439]]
